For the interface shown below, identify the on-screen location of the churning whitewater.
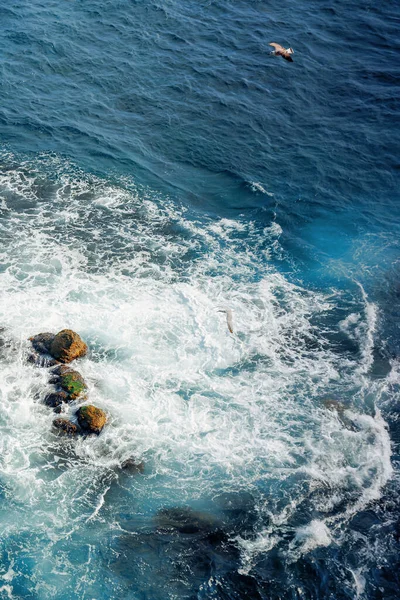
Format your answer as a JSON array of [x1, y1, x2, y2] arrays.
[[0, 153, 395, 598]]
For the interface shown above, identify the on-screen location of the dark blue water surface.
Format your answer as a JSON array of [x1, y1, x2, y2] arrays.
[[0, 1, 400, 599]]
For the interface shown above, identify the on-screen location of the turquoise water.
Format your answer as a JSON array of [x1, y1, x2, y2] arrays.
[[0, 1, 399, 598]]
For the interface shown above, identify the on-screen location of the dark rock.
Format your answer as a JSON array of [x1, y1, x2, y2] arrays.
[[43, 391, 68, 408], [121, 458, 145, 474], [49, 329, 87, 363], [53, 418, 78, 435], [27, 350, 59, 367], [76, 405, 107, 434], [28, 333, 59, 366], [29, 332, 55, 354]]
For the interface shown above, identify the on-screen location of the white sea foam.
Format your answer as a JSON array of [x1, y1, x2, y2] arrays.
[[0, 156, 395, 586], [292, 520, 332, 554]]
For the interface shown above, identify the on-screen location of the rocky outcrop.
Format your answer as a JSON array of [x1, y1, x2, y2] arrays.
[[76, 405, 107, 435], [50, 329, 87, 363], [53, 418, 79, 435], [27, 328, 109, 437]]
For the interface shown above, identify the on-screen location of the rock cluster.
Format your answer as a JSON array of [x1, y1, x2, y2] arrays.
[[26, 327, 143, 472], [28, 329, 106, 436], [28, 329, 87, 366]]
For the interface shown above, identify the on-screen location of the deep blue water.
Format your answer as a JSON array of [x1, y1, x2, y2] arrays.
[[0, 1, 399, 599]]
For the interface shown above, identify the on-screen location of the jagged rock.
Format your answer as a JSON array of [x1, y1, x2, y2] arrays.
[[76, 405, 107, 434], [121, 458, 145, 474], [53, 418, 78, 435], [43, 391, 68, 409], [49, 329, 87, 363]]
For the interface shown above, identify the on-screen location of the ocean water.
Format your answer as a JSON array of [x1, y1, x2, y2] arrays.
[[0, 1, 399, 599]]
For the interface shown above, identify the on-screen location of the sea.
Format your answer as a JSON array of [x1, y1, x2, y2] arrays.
[[0, 1, 399, 599]]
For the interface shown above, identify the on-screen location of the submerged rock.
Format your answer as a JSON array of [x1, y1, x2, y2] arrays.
[[53, 418, 78, 435], [76, 405, 107, 434], [323, 399, 346, 414], [155, 507, 221, 535], [323, 398, 358, 431], [121, 458, 145, 474], [50, 329, 87, 363]]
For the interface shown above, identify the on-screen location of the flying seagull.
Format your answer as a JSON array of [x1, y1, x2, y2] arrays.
[[218, 309, 234, 334], [269, 43, 294, 62]]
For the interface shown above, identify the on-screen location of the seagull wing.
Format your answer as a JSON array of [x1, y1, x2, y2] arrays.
[[269, 43, 285, 53], [218, 308, 234, 334], [226, 309, 234, 334]]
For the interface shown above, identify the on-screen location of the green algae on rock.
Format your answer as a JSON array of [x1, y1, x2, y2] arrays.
[[59, 371, 87, 400], [50, 365, 88, 401]]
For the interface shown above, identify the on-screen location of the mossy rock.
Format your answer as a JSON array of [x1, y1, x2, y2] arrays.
[[50, 329, 88, 363], [53, 418, 78, 435], [59, 370, 88, 400], [76, 405, 107, 434]]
